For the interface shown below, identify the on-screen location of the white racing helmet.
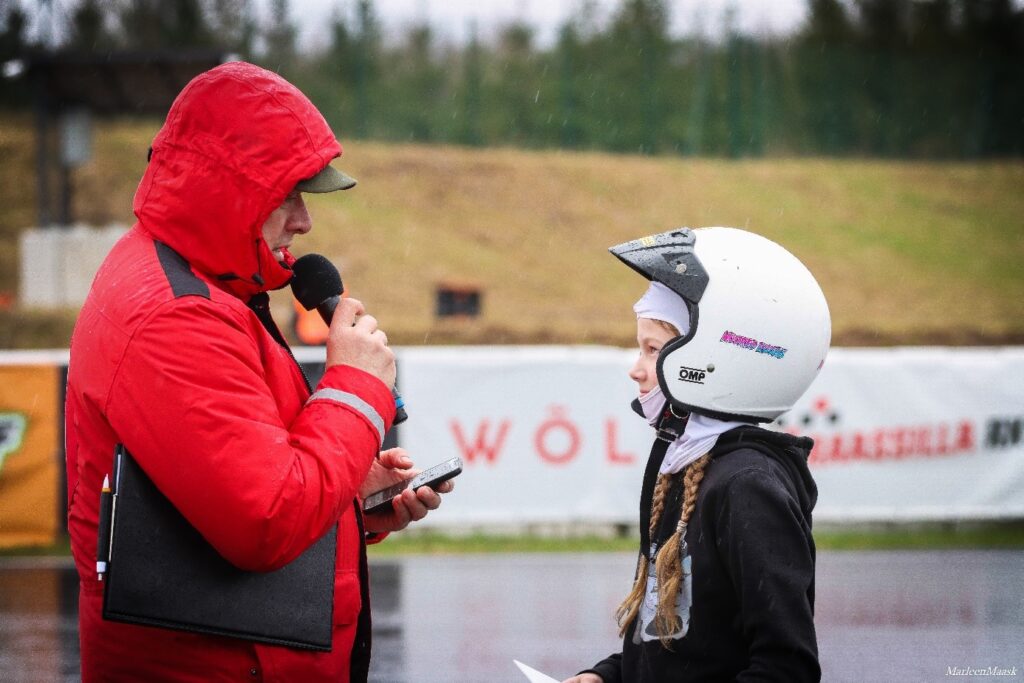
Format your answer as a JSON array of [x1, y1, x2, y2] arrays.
[[611, 227, 831, 422]]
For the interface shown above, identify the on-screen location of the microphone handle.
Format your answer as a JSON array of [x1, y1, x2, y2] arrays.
[[391, 389, 408, 426], [315, 296, 408, 426], [315, 296, 340, 326]]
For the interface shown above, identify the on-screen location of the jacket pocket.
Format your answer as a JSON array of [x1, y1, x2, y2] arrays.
[[333, 570, 362, 626]]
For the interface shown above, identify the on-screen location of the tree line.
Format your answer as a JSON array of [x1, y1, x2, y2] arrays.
[[2, 0, 1022, 158]]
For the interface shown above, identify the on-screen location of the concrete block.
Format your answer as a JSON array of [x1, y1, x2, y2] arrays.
[[19, 224, 127, 308]]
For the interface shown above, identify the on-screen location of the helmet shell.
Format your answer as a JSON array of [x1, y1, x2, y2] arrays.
[[611, 227, 831, 422]]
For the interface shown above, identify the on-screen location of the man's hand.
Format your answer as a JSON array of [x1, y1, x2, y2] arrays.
[[325, 297, 396, 389], [562, 675, 603, 683], [360, 448, 454, 534]]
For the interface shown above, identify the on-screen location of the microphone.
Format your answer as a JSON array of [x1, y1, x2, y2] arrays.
[[291, 253, 408, 425]]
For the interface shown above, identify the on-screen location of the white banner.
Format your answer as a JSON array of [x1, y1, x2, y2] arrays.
[[397, 346, 650, 527], [2, 346, 1022, 527], [393, 346, 1024, 525], [785, 347, 1024, 521]]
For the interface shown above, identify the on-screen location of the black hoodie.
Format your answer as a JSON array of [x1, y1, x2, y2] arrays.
[[585, 427, 820, 683]]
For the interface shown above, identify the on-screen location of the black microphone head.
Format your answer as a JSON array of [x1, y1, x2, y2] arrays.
[[290, 254, 343, 310]]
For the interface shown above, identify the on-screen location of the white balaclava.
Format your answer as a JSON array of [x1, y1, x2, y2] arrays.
[[633, 281, 750, 475]]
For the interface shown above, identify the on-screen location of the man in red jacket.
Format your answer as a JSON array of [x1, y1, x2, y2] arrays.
[[65, 61, 448, 682]]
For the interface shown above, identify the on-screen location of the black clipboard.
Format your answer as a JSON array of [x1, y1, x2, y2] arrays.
[[101, 445, 336, 651]]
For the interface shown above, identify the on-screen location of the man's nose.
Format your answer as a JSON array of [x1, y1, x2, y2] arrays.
[[288, 199, 313, 234]]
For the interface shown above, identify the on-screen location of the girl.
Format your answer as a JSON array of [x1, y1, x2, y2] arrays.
[[565, 227, 828, 682]]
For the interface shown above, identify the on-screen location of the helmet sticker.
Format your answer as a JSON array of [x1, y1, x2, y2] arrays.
[[720, 330, 788, 360], [678, 366, 707, 384]]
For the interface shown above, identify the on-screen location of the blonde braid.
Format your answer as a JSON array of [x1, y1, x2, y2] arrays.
[[648, 473, 672, 539], [615, 473, 673, 636], [652, 453, 712, 645]]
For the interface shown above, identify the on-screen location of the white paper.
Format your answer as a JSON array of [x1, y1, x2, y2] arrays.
[[514, 659, 560, 683]]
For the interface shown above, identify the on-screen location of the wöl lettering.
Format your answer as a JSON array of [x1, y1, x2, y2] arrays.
[[449, 407, 639, 467]]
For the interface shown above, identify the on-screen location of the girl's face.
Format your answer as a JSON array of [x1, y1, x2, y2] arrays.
[[629, 318, 677, 395]]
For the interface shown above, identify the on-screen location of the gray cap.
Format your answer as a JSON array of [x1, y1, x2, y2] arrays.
[[295, 164, 357, 193]]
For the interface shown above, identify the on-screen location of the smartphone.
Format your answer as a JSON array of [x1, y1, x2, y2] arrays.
[[363, 456, 463, 514]]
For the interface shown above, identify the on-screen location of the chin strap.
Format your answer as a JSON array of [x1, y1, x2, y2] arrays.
[[655, 403, 689, 443], [630, 396, 690, 442], [630, 397, 645, 418]]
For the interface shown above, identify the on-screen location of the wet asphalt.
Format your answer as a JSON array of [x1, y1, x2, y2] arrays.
[[1, 550, 1022, 683]]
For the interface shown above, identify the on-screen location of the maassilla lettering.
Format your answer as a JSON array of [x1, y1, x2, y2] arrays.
[[807, 420, 976, 465]]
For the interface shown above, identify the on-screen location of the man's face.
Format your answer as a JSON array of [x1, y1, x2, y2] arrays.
[[261, 190, 312, 261]]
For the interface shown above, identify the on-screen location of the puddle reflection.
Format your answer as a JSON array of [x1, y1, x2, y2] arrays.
[[1, 550, 1022, 682]]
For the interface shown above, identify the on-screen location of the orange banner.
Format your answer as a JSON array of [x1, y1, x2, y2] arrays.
[[0, 364, 60, 547]]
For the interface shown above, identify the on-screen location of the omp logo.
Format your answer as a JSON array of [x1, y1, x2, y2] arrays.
[[678, 366, 706, 384], [0, 413, 28, 472]]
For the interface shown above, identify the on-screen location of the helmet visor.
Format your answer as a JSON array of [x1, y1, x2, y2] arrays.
[[608, 228, 709, 306]]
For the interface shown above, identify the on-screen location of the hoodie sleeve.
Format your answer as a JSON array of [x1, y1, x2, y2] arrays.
[[714, 465, 820, 683], [105, 296, 395, 572], [581, 654, 621, 683]]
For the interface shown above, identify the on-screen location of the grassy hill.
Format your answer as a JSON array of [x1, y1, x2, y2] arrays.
[[2, 117, 1023, 348]]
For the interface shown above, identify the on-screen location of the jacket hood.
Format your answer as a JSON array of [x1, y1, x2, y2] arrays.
[[714, 426, 818, 516], [133, 61, 344, 298]]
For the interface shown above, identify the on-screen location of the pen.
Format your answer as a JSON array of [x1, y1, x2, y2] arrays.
[[96, 474, 113, 581]]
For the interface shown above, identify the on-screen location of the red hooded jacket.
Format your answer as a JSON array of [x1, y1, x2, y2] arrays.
[[65, 62, 394, 682]]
